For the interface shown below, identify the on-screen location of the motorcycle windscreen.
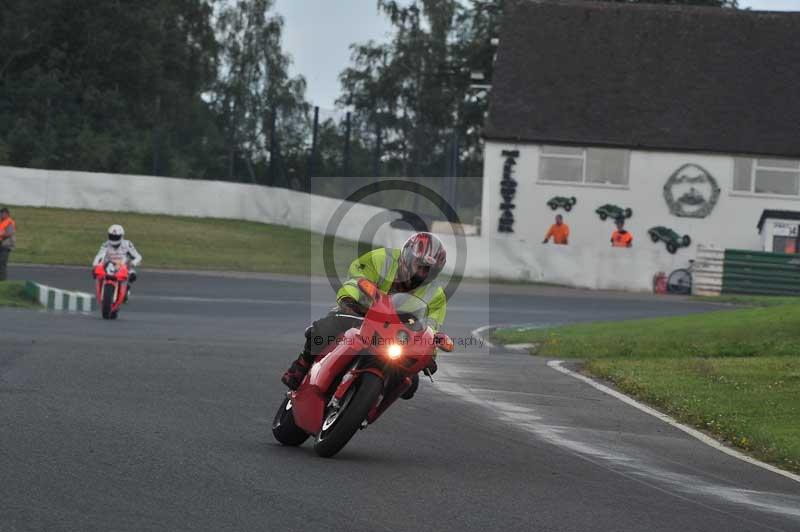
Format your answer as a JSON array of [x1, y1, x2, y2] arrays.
[[388, 293, 430, 332]]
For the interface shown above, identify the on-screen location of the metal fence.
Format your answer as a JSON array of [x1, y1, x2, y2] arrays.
[[310, 175, 483, 230], [721, 249, 800, 296], [237, 105, 484, 225]]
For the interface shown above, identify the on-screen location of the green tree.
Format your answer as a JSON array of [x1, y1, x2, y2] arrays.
[[0, 0, 312, 184], [602, 0, 737, 5], [213, 0, 309, 183], [338, 0, 738, 180], [0, 0, 225, 176], [339, 0, 467, 178]]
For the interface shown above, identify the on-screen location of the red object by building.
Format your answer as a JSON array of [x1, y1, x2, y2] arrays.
[[653, 272, 668, 294]]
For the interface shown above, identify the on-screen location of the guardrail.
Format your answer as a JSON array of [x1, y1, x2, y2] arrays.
[[722, 249, 800, 296]]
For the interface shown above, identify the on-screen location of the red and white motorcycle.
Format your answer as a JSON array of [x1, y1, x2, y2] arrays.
[[92, 260, 130, 320], [272, 279, 454, 457]]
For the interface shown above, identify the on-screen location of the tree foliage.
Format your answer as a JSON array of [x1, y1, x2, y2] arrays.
[[0, 0, 740, 184], [213, 0, 308, 182], [338, 0, 738, 178], [603, 0, 737, 5], [0, 0, 309, 183], [339, 0, 488, 178]]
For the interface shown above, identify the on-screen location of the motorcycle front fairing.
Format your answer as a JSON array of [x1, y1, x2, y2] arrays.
[[334, 293, 438, 426], [289, 289, 438, 435], [290, 327, 366, 435], [94, 261, 130, 313]]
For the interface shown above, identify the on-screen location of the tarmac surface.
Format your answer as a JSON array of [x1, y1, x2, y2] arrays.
[[2, 265, 799, 532]]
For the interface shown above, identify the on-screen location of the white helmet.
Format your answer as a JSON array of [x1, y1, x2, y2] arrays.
[[108, 224, 125, 247]]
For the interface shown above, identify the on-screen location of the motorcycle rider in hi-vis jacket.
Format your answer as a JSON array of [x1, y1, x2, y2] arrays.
[[282, 232, 448, 400]]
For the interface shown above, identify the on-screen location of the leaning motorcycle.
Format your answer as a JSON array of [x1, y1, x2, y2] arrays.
[[272, 278, 454, 458], [92, 260, 129, 320]]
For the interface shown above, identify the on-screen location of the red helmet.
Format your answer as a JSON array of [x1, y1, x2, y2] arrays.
[[397, 232, 447, 290]]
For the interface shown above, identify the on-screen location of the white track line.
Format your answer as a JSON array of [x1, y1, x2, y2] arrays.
[[470, 325, 495, 348], [548, 360, 800, 485]]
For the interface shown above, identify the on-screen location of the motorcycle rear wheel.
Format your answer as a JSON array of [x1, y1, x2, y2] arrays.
[[101, 284, 115, 319], [313, 372, 383, 458], [272, 396, 309, 446]]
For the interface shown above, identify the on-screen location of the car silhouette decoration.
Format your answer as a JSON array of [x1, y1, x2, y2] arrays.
[[547, 196, 577, 212], [595, 203, 632, 221], [648, 226, 691, 254]]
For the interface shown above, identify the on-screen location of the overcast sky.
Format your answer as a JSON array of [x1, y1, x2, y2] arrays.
[[275, 0, 800, 110]]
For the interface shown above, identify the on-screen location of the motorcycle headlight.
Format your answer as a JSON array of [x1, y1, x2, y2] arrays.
[[387, 344, 403, 359]]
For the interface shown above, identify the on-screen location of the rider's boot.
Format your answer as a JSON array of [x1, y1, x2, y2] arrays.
[[401, 374, 420, 400], [126, 272, 137, 303], [401, 359, 437, 400], [281, 353, 312, 390]]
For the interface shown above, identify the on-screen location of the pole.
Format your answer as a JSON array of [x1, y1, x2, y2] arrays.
[[268, 109, 277, 186], [448, 129, 459, 211], [342, 111, 352, 177], [307, 106, 319, 191], [152, 95, 161, 176], [373, 124, 382, 178], [152, 128, 160, 177]]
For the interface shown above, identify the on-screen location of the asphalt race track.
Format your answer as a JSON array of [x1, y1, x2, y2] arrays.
[[2, 265, 799, 532]]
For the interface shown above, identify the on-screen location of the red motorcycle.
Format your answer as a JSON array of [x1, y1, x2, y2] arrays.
[[92, 260, 129, 320], [272, 279, 454, 458]]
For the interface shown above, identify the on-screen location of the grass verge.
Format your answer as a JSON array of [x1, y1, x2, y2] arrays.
[[692, 294, 800, 307], [7, 205, 361, 275], [586, 357, 800, 473], [0, 281, 41, 308], [491, 296, 800, 473]]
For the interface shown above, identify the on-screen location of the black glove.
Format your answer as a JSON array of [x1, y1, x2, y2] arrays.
[[338, 297, 367, 316]]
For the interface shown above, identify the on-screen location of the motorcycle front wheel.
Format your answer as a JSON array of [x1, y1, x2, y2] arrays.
[[313, 372, 383, 458], [272, 396, 310, 446], [101, 284, 115, 319]]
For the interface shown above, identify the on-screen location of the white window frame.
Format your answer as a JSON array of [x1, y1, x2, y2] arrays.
[[537, 146, 629, 189], [734, 158, 800, 197]]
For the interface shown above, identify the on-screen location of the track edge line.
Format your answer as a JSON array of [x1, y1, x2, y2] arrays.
[[470, 325, 495, 349], [547, 359, 800, 485]]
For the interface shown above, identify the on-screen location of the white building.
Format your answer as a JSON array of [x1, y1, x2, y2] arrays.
[[478, 0, 800, 291]]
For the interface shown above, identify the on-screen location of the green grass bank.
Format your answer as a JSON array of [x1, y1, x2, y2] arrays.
[[492, 298, 800, 473], [6, 205, 361, 275], [0, 280, 41, 308]]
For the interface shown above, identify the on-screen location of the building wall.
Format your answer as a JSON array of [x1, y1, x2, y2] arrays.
[[480, 141, 800, 288]]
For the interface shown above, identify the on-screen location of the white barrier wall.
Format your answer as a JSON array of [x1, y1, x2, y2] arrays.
[[1, 164, 701, 291], [0, 165, 398, 246]]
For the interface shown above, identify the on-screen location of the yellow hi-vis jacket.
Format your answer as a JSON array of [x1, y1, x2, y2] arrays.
[[336, 247, 447, 331]]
